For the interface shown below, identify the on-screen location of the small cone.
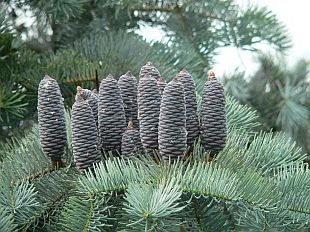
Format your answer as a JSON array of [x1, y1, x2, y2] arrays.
[[98, 74, 126, 152], [72, 92, 101, 172], [177, 69, 199, 146], [200, 71, 227, 154], [121, 120, 142, 156], [158, 77, 187, 159], [38, 75, 67, 161], [118, 71, 139, 127], [137, 75, 161, 150], [139, 61, 161, 81]]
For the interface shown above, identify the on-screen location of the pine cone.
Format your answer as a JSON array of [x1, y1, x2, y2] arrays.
[[158, 77, 187, 159], [98, 74, 126, 151], [76, 86, 98, 126], [157, 76, 166, 95], [201, 71, 227, 154], [139, 61, 160, 80], [118, 71, 139, 127], [38, 75, 67, 161], [121, 120, 142, 156], [137, 75, 161, 149], [72, 93, 101, 171], [177, 69, 199, 146]]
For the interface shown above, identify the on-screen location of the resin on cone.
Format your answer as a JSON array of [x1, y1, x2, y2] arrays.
[[98, 74, 126, 152], [121, 120, 142, 156], [137, 75, 161, 149], [158, 77, 187, 159], [118, 71, 139, 127], [38, 75, 67, 161], [177, 69, 199, 146], [139, 61, 161, 80], [201, 71, 227, 154], [72, 92, 101, 172]]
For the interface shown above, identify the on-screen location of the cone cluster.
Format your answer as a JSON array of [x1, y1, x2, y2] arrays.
[[38, 63, 227, 171], [158, 77, 187, 159], [118, 71, 139, 127], [72, 92, 101, 171], [121, 120, 142, 156], [98, 74, 127, 151], [38, 75, 67, 161], [200, 71, 227, 153], [137, 75, 161, 149], [177, 70, 199, 146]]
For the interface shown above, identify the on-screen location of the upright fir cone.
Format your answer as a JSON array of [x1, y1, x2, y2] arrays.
[[121, 120, 142, 157], [76, 86, 98, 126], [137, 75, 161, 149], [158, 77, 187, 159], [177, 69, 199, 146], [38, 75, 67, 161], [98, 74, 126, 152], [139, 61, 161, 80], [72, 92, 101, 172], [157, 76, 166, 96], [118, 71, 139, 127], [201, 71, 227, 154]]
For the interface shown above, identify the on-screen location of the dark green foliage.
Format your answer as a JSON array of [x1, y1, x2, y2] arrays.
[[98, 75, 126, 152], [38, 75, 67, 161], [224, 56, 310, 154]]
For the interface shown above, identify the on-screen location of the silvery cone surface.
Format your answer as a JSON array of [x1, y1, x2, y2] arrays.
[[38, 75, 67, 161], [177, 69, 199, 146], [118, 71, 139, 128], [137, 75, 161, 150], [98, 74, 126, 152], [72, 91, 101, 172], [201, 71, 227, 154], [158, 77, 187, 159]]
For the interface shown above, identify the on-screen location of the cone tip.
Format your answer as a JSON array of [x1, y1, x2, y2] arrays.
[[125, 71, 132, 76], [145, 61, 153, 66], [44, 74, 53, 80], [107, 74, 114, 79], [180, 69, 188, 74]]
